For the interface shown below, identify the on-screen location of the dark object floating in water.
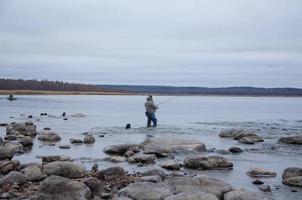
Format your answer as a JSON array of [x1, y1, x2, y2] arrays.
[[40, 113, 47, 116], [7, 94, 17, 101], [28, 115, 33, 118], [125, 123, 131, 129], [62, 112, 66, 117], [63, 118, 68, 121]]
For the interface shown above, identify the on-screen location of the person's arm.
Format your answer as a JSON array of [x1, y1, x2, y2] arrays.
[[151, 101, 159, 109]]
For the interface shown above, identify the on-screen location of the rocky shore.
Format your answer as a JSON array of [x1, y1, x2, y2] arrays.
[[1, 122, 302, 199]]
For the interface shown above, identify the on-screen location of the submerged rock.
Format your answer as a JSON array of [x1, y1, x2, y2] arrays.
[[102, 156, 126, 163], [6, 121, 36, 137], [278, 136, 302, 144], [103, 144, 139, 156], [224, 189, 273, 200], [38, 131, 61, 142], [247, 168, 277, 178], [128, 154, 156, 164], [37, 175, 91, 200], [0, 160, 20, 174], [228, 147, 243, 153], [282, 167, 302, 187], [234, 132, 264, 144], [71, 113, 86, 117], [184, 155, 233, 170], [84, 135, 95, 144], [18, 136, 34, 147], [40, 155, 71, 163], [43, 161, 85, 178], [161, 161, 182, 170], [70, 138, 83, 144], [59, 145, 71, 149], [116, 182, 172, 200], [3, 142, 24, 154], [219, 129, 244, 138]]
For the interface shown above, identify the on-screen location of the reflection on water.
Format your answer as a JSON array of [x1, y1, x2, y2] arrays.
[[0, 95, 302, 199]]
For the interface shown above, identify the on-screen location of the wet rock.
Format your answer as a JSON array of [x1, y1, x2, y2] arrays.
[[59, 145, 71, 149], [98, 134, 105, 137], [228, 147, 243, 153], [161, 161, 182, 170], [141, 136, 206, 157], [18, 136, 33, 147], [101, 166, 127, 180], [164, 192, 219, 200], [38, 131, 61, 142], [141, 168, 167, 179], [124, 150, 136, 158], [224, 189, 273, 200], [40, 155, 71, 163], [82, 177, 104, 197], [252, 179, 264, 185], [4, 135, 17, 140], [128, 154, 156, 164], [84, 135, 95, 144], [69, 138, 83, 144], [71, 113, 85, 117], [3, 142, 24, 154], [103, 144, 139, 156], [102, 156, 125, 163], [91, 164, 98, 171], [44, 127, 51, 130], [283, 176, 302, 187], [184, 155, 233, 170], [20, 162, 42, 170], [0, 171, 26, 186], [116, 182, 172, 200], [219, 129, 244, 138], [6, 121, 36, 137], [0, 123, 8, 127], [136, 175, 163, 183], [214, 149, 231, 155], [278, 136, 302, 144], [0, 147, 14, 160], [125, 123, 131, 129], [37, 175, 91, 200], [0, 160, 20, 174], [282, 167, 302, 179], [43, 161, 85, 178], [234, 132, 264, 144], [259, 185, 271, 192], [247, 168, 277, 178], [21, 165, 43, 182]]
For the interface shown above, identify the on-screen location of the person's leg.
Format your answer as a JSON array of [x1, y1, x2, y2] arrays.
[[146, 112, 151, 127], [151, 113, 157, 127]]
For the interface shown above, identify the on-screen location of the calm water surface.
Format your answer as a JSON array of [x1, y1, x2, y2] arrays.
[[0, 95, 302, 200]]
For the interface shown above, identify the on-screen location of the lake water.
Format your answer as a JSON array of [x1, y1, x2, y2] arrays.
[[1, 95, 302, 200]]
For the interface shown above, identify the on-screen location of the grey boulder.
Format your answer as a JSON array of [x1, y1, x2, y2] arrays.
[[0, 147, 15, 160], [247, 168, 277, 178], [21, 165, 43, 181], [282, 167, 302, 187], [43, 161, 85, 178], [0, 171, 26, 185], [184, 155, 233, 170], [6, 121, 36, 137], [279, 136, 302, 144], [38, 131, 61, 142], [0, 160, 20, 174], [103, 144, 139, 156], [84, 135, 95, 144], [164, 192, 219, 200], [128, 154, 156, 164], [37, 175, 91, 200], [224, 189, 273, 200]]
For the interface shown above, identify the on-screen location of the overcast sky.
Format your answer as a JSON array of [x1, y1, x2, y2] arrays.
[[0, 0, 302, 87]]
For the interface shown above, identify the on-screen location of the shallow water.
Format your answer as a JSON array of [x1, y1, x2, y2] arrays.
[[0, 95, 302, 200]]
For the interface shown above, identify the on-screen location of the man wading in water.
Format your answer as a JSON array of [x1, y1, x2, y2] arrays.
[[145, 95, 158, 127]]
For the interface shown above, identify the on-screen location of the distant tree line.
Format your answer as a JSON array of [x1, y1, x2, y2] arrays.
[[0, 78, 108, 92]]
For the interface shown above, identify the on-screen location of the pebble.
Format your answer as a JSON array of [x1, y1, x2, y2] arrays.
[[252, 179, 264, 185]]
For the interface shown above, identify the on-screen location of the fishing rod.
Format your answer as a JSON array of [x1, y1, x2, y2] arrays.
[[156, 96, 179, 106]]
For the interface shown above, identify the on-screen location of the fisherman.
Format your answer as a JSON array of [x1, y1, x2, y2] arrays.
[[145, 95, 158, 127]]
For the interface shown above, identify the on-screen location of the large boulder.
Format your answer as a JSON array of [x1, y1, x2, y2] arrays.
[[278, 136, 302, 145], [0, 147, 14, 160], [164, 176, 232, 199], [184, 156, 233, 170], [219, 129, 244, 138], [0, 171, 26, 186], [3, 142, 24, 154], [234, 133, 264, 144], [164, 192, 219, 200], [282, 167, 302, 187], [128, 154, 156, 164], [0, 160, 20, 174], [43, 161, 85, 178], [224, 190, 273, 200], [6, 121, 36, 137], [141, 136, 206, 157], [103, 144, 139, 156], [18, 136, 34, 147], [38, 131, 61, 142], [84, 135, 95, 144], [161, 161, 182, 170], [21, 165, 43, 182], [37, 175, 91, 200], [141, 168, 167, 179], [246, 168, 277, 178], [81, 177, 104, 198], [116, 182, 172, 200]]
